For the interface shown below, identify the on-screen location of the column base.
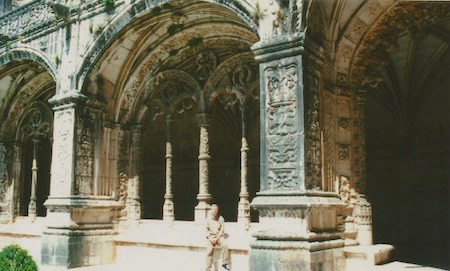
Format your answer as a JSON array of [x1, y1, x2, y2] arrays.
[[41, 229, 116, 268], [126, 198, 141, 225], [238, 198, 251, 229], [250, 239, 345, 271], [28, 201, 36, 222], [163, 199, 174, 223], [194, 200, 211, 223], [250, 191, 346, 271], [42, 196, 121, 268]]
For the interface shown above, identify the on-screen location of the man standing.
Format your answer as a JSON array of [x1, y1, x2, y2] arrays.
[[205, 204, 231, 270]]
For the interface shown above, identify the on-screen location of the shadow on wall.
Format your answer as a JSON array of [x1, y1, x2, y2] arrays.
[[365, 92, 450, 269]]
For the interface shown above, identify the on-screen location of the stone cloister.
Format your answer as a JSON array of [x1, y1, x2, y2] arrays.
[[0, 0, 448, 270]]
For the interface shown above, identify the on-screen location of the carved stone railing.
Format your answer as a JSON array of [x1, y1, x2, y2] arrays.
[[0, 0, 54, 39]]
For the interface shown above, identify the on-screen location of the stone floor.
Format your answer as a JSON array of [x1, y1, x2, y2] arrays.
[[57, 261, 447, 271], [1, 218, 447, 271]]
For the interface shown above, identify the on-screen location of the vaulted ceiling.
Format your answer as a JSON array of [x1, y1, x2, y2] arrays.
[[308, 0, 450, 128]]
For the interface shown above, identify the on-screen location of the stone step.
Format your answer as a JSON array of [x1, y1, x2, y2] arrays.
[[344, 244, 394, 268], [114, 221, 254, 271]]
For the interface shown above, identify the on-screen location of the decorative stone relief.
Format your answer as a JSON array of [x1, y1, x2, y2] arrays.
[[0, 0, 54, 37], [74, 108, 96, 196], [127, 176, 139, 200], [352, 92, 367, 193], [338, 144, 350, 161], [338, 118, 349, 129], [22, 110, 51, 140], [116, 24, 257, 123], [50, 109, 74, 196], [265, 63, 299, 190], [216, 88, 240, 110], [339, 176, 350, 204], [258, 0, 303, 40], [117, 172, 128, 204], [0, 144, 8, 202], [232, 64, 253, 89], [304, 69, 322, 189], [195, 50, 218, 81], [350, 2, 450, 86], [130, 125, 142, 177]]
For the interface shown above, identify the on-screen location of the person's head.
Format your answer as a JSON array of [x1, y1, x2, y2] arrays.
[[210, 204, 219, 218]]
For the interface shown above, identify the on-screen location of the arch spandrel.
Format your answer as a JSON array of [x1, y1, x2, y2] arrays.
[[76, 0, 258, 101], [115, 23, 257, 124]]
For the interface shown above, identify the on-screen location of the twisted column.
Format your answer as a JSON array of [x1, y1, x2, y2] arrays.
[[238, 107, 250, 229], [195, 113, 212, 222], [28, 139, 38, 222], [163, 116, 174, 223]]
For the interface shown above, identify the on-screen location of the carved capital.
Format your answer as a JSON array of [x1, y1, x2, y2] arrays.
[[196, 113, 211, 127]]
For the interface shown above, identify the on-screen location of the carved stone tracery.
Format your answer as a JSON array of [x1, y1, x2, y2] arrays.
[[265, 63, 299, 190]]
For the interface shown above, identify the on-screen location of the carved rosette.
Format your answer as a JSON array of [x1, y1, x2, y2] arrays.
[[265, 63, 300, 190]]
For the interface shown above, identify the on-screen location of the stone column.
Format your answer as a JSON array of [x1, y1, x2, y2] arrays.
[[195, 113, 212, 222], [41, 93, 120, 268], [163, 116, 174, 223], [0, 143, 10, 223], [28, 139, 39, 222], [12, 143, 21, 218], [250, 1, 345, 270], [238, 106, 250, 228], [130, 124, 142, 178]]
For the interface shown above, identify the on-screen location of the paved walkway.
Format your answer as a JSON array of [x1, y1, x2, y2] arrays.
[[40, 261, 449, 271]]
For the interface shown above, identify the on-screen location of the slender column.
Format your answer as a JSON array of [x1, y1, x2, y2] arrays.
[[238, 107, 250, 228], [28, 138, 39, 222], [195, 113, 212, 222], [13, 143, 21, 218], [163, 116, 174, 223]]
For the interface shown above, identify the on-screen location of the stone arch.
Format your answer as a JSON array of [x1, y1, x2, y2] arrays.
[[333, 0, 397, 85], [75, 0, 258, 96], [0, 74, 55, 142], [0, 47, 57, 81], [15, 101, 53, 143], [205, 52, 258, 109], [113, 24, 257, 124], [14, 100, 53, 217]]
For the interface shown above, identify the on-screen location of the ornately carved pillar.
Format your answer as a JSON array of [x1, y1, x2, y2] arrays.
[[238, 106, 250, 229], [163, 116, 174, 223], [42, 93, 119, 268], [130, 124, 142, 178], [195, 113, 212, 222], [250, 1, 345, 270], [0, 143, 10, 223], [28, 139, 39, 222], [352, 90, 373, 245]]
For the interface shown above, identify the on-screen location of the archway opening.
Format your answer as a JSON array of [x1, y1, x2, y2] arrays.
[[366, 76, 450, 269], [19, 138, 51, 217]]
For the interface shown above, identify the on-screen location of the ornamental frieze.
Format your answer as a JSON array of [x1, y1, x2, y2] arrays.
[[0, 0, 54, 37]]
